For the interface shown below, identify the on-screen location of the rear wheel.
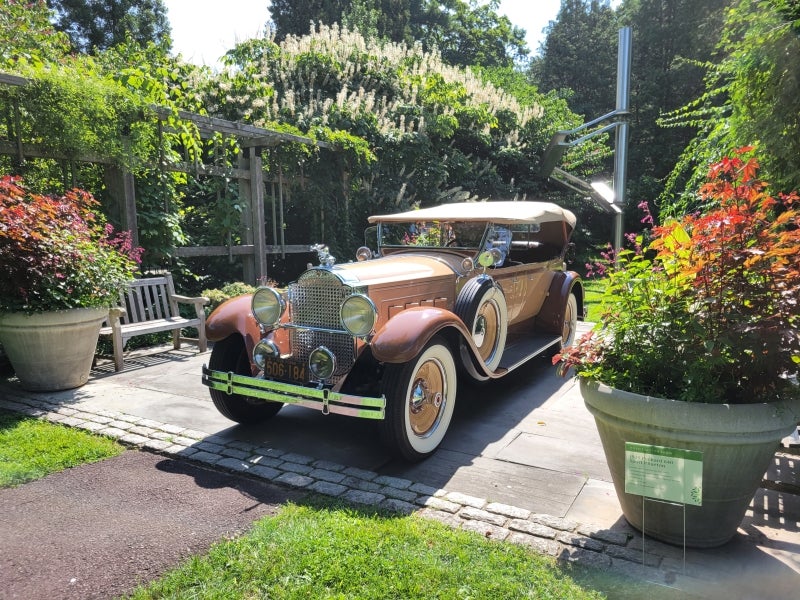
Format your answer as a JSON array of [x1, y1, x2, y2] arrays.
[[561, 293, 578, 349], [209, 336, 283, 423], [381, 337, 457, 461]]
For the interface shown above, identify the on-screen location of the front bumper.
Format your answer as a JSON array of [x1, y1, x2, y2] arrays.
[[202, 365, 386, 420]]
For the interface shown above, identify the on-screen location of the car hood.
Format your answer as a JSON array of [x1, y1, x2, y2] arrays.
[[325, 253, 459, 287]]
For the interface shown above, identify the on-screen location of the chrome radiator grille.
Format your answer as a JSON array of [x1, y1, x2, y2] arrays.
[[288, 270, 350, 330], [287, 269, 356, 381]]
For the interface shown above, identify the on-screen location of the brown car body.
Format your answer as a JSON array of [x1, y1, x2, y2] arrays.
[[202, 201, 583, 460]]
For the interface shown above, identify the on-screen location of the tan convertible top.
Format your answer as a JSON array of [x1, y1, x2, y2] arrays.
[[368, 201, 577, 228]]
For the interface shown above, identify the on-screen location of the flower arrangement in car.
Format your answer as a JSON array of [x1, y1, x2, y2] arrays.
[[0, 175, 142, 314], [556, 148, 800, 405]]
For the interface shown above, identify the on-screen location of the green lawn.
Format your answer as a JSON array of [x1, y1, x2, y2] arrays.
[[582, 278, 606, 324], [0, 409, 124, 487]]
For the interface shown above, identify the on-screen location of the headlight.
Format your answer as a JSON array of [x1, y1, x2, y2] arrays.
[[251, 287, 285, 327], [253, 340, 280, 369], [309, 346, 336, 380], [340, 294, 377, 337]]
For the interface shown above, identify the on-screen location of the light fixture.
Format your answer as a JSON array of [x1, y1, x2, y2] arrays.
[[590, 181, 622, 214]]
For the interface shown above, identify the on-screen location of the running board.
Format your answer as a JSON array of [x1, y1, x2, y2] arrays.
[[497, 334, 561, 372]]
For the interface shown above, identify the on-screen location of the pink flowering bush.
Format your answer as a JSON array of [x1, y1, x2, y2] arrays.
[[0, 176, 142, 313]]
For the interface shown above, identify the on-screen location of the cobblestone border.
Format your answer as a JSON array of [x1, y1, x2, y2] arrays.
[[0, 392, 723, 593]]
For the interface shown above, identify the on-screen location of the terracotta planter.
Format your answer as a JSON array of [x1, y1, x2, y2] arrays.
[[580, 378, 800, 548], [0, 307, 107, 392]]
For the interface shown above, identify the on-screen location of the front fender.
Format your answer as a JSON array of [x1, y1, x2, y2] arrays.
[[370, 307, 472, 364], [205, 295, 262, 357]]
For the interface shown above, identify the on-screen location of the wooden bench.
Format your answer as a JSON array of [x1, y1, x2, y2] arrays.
[[100, 274, 208, 371]]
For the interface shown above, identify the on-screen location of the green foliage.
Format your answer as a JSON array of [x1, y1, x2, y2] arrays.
[[0, 176, 142, 312], [0, 410, 123, 487], [128, 501, 605, 599], [660, 0, 800, 214], [0, 0, 71, 67], [46, 0, 172, 53], [557, 150, 800, 404], [200, 281, 258, 313]]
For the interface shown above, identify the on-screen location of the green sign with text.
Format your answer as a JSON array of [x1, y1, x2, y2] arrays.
[[624, 443, 703, 506]]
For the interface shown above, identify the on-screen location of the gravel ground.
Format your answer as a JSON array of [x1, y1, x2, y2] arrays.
[[0, 450, 304, 599]]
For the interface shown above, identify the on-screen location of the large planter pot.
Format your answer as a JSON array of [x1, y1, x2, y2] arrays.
[[0, 307, 108, 392], [581, 378, 800, 548]]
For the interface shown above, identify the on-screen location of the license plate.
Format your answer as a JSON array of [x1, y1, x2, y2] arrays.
[[263, 358, 307, 384]]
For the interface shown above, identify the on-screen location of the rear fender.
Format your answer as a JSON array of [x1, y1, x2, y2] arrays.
[[536, 272, 584, 335], [370, 306, 497, 379], [205, 295, 262, 358]]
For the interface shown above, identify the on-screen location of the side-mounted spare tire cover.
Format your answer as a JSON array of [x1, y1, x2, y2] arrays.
[[454, 277, 508, 371]]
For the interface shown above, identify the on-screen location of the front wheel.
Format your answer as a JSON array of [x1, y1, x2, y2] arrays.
[[208, 335, 283, 423], [380, 336, 457, 461], [561, 293, 578, 350]]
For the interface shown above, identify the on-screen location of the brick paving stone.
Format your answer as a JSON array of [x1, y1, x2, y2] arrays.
[[531, 514, 578, 532], [342, 490, 385, 506], [281, 452, 315, 465], [79, 421, 109, 433], [561, 547, 612, 569], [418, 496, 460, 513], [507, 532, 562, 556], [409, 482, 443, 497], [275, 472, 314, 488], [108, 420, 135, 430], [149, 431, 174, 441], [216, 457, 250, 472], [460, 519, 510, 541], [142, 439, 173, 452], [418, 508, 463, 528], [380, 486, 417, 503], [381, 498, 417, 515], [486, 502, 531, 520], [54, 406, 79, 416], [373, 475, 413, 489], [341, 476, 382, 493], [174, 428, 206, 440], [159, 424, 185, 435], [86, 415, 113, 424], [195, 441, 226, 454], [128, 426, 157, 437], [556, 531, 605, 552], [220, 448, 250, 460], [627, 536, 687, 560], [249, 465, 281, 480], [120, 433, 150, 446], [190, 451, 222, 465], [577, 524, 630, 547], [254, 447, 285, 459], [445, 491, 486, 508], [225, 440, 256, 452], [508, 519, 558, 539], [281, 462, 313, 475], [170, 436, 199, 447], [308, 469, 346, 484], [342, 466, 377, 481], [248, 455, 283, 469], [308, 481, 347, 497], [606, 544, 662, 567], [459, 507, 507, 527], [169, 445, 196, 456], [44, 413, 68, 423], [135, 418, 163, 428], [99, 427, 128, 438], [312, 460, 346, 472], [60, 417, 87, 428]]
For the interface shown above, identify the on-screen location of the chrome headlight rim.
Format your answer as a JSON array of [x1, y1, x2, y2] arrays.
[[308, 346, 337, 380], [251, 287, 285, 327], [339, 293, 378, 337], [252, 340, 280, 370]]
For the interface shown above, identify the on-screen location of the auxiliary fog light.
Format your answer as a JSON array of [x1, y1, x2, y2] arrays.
[[251, 287, 285, 327], [253, 340, 280, 370], [340, 294, 377, 337], [308, 346, 336, 380]]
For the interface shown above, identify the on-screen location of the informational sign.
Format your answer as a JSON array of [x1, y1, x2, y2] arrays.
[[624, 443, 703, 506]]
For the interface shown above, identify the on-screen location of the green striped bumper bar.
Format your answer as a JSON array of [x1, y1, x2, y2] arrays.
[[202, 365, 386, 420]]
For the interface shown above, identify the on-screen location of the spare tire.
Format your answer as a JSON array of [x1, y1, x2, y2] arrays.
[[454, 278, 508, 370]]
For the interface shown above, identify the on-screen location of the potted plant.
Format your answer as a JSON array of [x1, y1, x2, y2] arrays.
[[0, 176, 142, 391], [555, 148, 800, 547]]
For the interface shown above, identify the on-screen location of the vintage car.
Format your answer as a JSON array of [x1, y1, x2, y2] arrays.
[[202, 201, 583, 461]]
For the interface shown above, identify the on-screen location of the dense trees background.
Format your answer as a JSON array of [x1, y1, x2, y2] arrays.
[[2, 0, 799, 287]]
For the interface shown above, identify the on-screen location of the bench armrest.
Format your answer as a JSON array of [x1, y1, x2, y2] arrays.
[[107, 306, 126, 324], [172, 295, 209, 307]]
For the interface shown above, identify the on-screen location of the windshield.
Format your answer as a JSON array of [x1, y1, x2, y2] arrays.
[[378, 221, 487, 250]]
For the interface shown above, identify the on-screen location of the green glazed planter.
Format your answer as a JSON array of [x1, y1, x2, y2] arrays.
[[580, 378, 800, 548], [0, 307, 107, 392]]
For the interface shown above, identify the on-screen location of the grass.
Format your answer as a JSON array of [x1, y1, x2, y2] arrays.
[[0, 409, 124, 487], [582, 278, 606, 324], [126, 501, 608, 600]]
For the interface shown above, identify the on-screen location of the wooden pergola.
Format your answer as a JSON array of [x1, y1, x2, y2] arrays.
[[0, 72, 329, 284]]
